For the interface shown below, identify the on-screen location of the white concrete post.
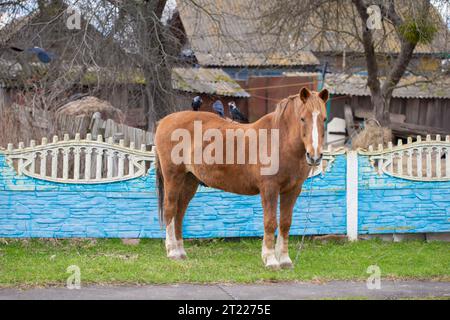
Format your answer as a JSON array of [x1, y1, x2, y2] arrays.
[[346, 150, 359, 241]]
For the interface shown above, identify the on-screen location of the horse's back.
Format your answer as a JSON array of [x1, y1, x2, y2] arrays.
[[154, 110, 263, 194]]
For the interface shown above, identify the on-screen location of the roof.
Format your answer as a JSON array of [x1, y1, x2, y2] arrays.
[[0, 59, 250, 98], [299, 1, 449, 54], [177, 0, 448, 59], [172, 67, 250, 97], [324, 73, 450, 99], [177, 0, 319, 67]]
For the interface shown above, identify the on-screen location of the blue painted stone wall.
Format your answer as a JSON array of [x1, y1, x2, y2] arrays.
[[358, 156, 450, 234], [1, 151, 449, 238], [0, 153, 347, 238]]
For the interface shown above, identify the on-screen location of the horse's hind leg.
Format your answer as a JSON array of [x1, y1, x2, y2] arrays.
[[174, 174, 199, 259], [163, 174, 185, 260], [260, 185, 280, 270]]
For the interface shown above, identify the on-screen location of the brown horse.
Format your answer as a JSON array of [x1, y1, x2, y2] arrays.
[[154, 87, 328, 269]]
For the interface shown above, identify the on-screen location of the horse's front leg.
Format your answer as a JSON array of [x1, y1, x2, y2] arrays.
[[277, 187, 301, 269], [260, 186, 280, 270]]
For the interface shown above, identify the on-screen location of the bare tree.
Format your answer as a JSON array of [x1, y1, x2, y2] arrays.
[[0, 0, 185, 132], [261, 0, 448, 126]]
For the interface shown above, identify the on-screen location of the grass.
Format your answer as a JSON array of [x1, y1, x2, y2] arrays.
[[0, 238, 448, 288]]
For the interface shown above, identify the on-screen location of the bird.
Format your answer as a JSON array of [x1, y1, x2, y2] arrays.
[[212, 100, 225, 118], [191, 96, 202, 111], [228, 101, 248, 123], [10, 46, 55, 63]]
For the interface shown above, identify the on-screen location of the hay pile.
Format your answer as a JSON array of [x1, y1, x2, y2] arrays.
[[56, 96, 125, 123], [351, 121, 392, 150]]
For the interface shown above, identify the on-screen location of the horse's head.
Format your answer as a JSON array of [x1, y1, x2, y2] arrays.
[[298, 87, 328, 166]]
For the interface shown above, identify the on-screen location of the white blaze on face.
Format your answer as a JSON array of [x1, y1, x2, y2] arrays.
[[312, 111, 320, 157]]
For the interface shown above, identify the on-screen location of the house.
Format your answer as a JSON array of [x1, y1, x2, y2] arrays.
[[253, 0, 449, 75], [172, 67, 250, 116], [175, 0, 449, 125], [175, 0, 321, 121], [324, 73, 450, 136]]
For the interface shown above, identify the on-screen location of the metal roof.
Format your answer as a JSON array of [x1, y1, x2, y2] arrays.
[[177, 0, 448, 58], [177, 0, 319, 67], [172, 67, 250, 97], [324, 73, 450, 99]]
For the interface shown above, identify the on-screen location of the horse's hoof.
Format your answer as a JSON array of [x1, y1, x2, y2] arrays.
[[264, 257, 281, 270], [280, 261, 293, 269], [167, 251, 187, 260], [178, 253, 187, 260], [279, 256, 293, 269], [265, 262, 281, 270]]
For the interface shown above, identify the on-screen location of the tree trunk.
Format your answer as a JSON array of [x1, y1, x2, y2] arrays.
[[352, 0, 389, 126], [372, 90, 391, 126], [352, 0, 423, 127]]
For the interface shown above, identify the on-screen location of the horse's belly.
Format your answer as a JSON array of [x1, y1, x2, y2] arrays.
[[188, 165, 260, 195], [208, 182, 259, 195]]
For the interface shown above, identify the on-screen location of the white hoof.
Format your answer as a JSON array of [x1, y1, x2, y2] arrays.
[[167, 249, 186, 260], [177, 240, 187, 259], [263, 255, 280, 270], [279, 255, 293, 269]]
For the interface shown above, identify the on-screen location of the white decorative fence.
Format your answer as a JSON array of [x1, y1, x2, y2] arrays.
[[359, 135, 450, 182], [4, 133, 155, 184], [3, 134, 449, 184]]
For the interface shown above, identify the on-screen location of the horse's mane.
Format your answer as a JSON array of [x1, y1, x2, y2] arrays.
[[274, 93, 326, 125]]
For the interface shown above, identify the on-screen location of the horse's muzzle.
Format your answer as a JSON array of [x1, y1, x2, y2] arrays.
[[306, 152, 323, 166]]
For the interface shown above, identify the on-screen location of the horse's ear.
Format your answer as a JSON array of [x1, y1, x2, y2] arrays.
[[319, 88, 329, 103], [299, 87, 311, 103]]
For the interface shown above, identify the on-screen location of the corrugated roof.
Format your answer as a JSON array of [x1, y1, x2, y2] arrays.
[[0, 59, 250, 97], [324, 73, 450, 99], [172, 67, 250, 97], [177, 0, 319, 67], [178, 0, 448, 58]]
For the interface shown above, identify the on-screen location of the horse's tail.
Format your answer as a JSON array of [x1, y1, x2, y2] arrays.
[[154, 148, 165, 227]]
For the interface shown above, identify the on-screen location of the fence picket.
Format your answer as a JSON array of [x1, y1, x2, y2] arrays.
[[74, 147, 81, 180], [85, 148, 92, 180], [397, 140, 402, 175], [107, 150, 114, 179], [436, 147, 441, 179], [62, 148, 69, 180], [30, 140, 36, 174], [18, 142, 24, 175], [407, 150, 412, 176], [51, 149, 58, 179], [426, 147, 432, 178]]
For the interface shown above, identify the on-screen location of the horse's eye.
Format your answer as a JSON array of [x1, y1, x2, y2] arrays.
[[324, 117, 328, 122], [300, 118, 305, 123]]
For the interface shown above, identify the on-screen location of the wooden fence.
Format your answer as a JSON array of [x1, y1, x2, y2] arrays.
[[2, 105, 154, 148]]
